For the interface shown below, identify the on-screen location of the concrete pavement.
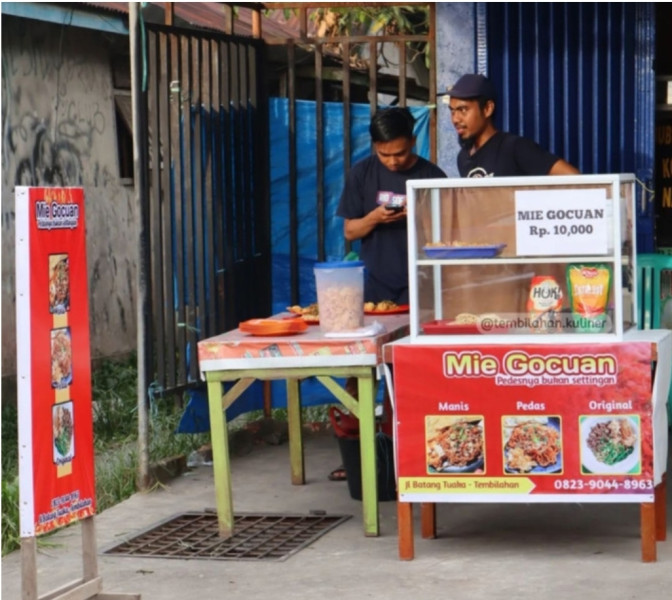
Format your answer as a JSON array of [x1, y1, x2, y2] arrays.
[[2, 428, 672, 600]]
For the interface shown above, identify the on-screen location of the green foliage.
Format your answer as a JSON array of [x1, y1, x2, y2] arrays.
[[92, 355, 139, 442], [1, 477, 20, 556], [95, 443, 139, 512], [147, 408, 210, 463], [323, 6, 429, 36], [230, 404, 330, 429], [1, 401, 18, 475], [310, 5, 431, 68], [2, 400, 20, 556]]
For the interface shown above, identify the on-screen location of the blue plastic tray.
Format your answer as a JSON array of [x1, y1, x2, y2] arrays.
[[423, 243, 506, 259]]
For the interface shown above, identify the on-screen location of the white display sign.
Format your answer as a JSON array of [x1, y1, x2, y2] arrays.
[[515, 189, 608, 256]]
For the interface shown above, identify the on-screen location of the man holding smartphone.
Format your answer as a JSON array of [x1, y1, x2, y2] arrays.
[[330, 108, 446, 483], [337, 107, 447, 305]]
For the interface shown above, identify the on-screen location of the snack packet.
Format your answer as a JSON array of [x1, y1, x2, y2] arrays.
[[527, 276, 563, 333], [566, 263, 612, 333]]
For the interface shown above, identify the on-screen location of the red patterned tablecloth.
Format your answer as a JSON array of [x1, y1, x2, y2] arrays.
[[198, 313, 410, 373]]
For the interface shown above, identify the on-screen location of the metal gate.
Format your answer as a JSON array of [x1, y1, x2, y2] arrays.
[[484, 2, 656, 250], [264, 4, 437, 302], [141, 23, 270, 393], [139, 7, 437, 396], [485, 2, 652, 175]]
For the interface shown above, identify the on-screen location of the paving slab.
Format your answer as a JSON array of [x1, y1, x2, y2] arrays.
[[2, 429, 671, 600]]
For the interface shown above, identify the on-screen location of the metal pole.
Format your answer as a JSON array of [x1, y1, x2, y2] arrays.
[[129, 2, 151, 490], [428, 2, 438, 163]]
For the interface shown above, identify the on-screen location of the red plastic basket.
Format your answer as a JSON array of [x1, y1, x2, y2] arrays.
[[329, 406, 359, 439]]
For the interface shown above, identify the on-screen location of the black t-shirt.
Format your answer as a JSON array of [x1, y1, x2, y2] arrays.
[[337, 155, 446, 302], [458, 131, 560, 178]]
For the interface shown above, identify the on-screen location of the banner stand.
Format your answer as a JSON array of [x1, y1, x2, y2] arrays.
[[21, 517, 140, 600], [15, 186, 140, 599]]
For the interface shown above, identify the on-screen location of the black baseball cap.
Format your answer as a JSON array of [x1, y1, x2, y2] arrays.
[[447, 74, 497, 101]]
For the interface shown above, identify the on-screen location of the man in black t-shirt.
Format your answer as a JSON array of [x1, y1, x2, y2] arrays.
[[330, 108, 446, 483], [447, 74, 579, 177], [337, 107, 447, 304]]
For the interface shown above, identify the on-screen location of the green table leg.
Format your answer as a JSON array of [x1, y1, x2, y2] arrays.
[[207, 379, 234, 538], [358, 371, 379, 536], [286, 379, 304, 485]]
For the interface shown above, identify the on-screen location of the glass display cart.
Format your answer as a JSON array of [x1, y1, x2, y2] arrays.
[[387, 175, 671, 563], [405, 174, 636, 342]]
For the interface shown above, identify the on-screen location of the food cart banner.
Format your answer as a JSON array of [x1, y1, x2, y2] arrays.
[[393, 343, 654, 503], [16, 186, 96, 536]]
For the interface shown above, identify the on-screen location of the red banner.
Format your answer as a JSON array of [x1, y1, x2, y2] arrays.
[[393, 343, 653, 502], [16, 186, 96, 536]]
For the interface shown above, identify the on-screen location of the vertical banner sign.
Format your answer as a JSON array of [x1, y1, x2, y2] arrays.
[[393, 343, 654, 503], [16, 186, 96, 536]]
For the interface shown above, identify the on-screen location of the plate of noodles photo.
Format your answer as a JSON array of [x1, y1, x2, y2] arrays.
[[52, 401, 75, 462], [580, 415, 640, 475], [426, 415, 485, 474], [51, 327, 73, 389], [503, 416, 562, 474], [48, 253, 70, 314]]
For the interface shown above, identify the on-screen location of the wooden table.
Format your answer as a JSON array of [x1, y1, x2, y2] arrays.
[[198, 314, 409, 538]]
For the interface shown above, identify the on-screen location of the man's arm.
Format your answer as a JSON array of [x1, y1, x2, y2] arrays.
[[343, 206, 407, 241], [549, 159, 580, 175]]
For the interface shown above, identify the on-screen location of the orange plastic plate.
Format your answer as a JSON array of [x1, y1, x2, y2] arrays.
[[239, 318, 308, 336]]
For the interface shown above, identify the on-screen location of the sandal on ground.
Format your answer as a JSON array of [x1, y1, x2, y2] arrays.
[[328, 466, 347, 481]]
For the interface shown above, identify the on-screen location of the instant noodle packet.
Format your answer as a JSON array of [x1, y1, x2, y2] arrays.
[[566, 263, 612, 333]]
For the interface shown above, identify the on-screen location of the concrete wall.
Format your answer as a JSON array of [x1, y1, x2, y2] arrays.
[[436, 2, 478, 177], [1, 16, 137, 377]]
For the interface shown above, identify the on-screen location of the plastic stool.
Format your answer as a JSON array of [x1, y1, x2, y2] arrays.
[[636, 253, 672, 425], [637, 254, 672, 328]]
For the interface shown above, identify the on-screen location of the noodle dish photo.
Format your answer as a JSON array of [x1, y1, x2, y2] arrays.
[[502, 416, 562, 474], [52, 402, 74, 462], [50, 327, 73, 388], [580, 415, 640, 475], [426, 415, 485, 473], [48, 253, 70, 314]]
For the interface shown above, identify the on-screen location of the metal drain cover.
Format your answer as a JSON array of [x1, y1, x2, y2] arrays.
[[102, 511, 351, 561]]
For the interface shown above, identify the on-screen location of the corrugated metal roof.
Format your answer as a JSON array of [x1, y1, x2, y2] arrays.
[[2, 2, 130, 34], [83, 2, 308, 38]]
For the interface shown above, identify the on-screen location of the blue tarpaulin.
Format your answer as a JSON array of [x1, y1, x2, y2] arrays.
[[177, 99, 432, 432], [270, 99, 431, 313]]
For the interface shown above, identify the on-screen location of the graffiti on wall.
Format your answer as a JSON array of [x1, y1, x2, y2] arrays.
[[12, 123, 82, 187], [2, 17, 140, 377], [6, 101, 107, 188], [2, 27, 108, 189]]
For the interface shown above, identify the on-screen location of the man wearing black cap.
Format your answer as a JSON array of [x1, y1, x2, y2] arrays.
[[447, 73, 579, 178]]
